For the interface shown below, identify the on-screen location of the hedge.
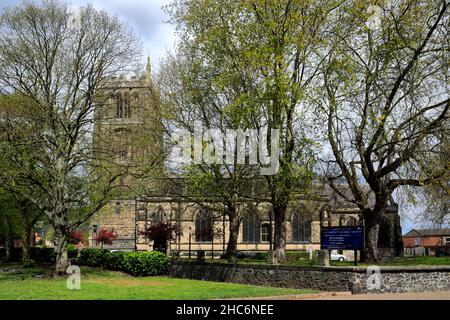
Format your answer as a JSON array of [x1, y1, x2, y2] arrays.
[[123, 252, 171, 276], [0, 247, 56, 263], [0, 247, 78, 264], [79, 249, 170, 277], [79, 248, 109, 267]]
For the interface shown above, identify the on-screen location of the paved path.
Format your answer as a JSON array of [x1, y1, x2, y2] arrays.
[[307, 291, 450, 300], [238, 291, 450, 300]]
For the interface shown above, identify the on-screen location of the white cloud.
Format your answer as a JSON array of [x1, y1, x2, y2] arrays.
[[0, 0, 178, 71], [68, 0, 177, 70]]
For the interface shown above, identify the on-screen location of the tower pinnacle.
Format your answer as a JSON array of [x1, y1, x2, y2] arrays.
[[146, 55, 151, 84]]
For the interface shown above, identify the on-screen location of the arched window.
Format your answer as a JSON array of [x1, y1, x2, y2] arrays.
[[346, 217, 357, 226], [116, 94, 123, 118], [195, 210, 213, 242], [123, 94, 131, 118], [242, 213, 261, 243], [292, 212, 311, 243], [152, 207, 166, 224], [137, 203, 147, 221]]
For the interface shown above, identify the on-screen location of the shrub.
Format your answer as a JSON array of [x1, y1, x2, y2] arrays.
[[3, 248, 23, 261], [79, 249, 170, 277], [286, 251, 310, 261], [30, 247, 55, 263], [104, 251, 128, 271], [94, 229, 118, 248], [22, 258, 36, 268], [0, 247, 56, 263], [140, 223, 178, 242], [122, 251, 170, 277], [254, 252, 268, 260], [67, 244, 78, 259], [79, 248, 109, 267], [68, 231, 84, 245]]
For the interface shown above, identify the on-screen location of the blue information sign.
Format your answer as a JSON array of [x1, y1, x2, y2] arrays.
[[320, 226, 364, 250]]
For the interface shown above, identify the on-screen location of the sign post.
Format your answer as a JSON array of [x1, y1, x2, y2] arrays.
[[320, 226, 364, 265]]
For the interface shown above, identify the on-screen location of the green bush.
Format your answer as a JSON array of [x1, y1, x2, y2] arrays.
[[22, 258, 36, 268], [0, 248, 22, 261], [79, 249, 170, 277], [67, 244, 78, 259], [122, 252, 170, 277], [104, 251, 128, 271], [253, 252, 268, 260], [286, 251, 310, 261], [79, 248, 109, 267], [29, 247, 55, 263]]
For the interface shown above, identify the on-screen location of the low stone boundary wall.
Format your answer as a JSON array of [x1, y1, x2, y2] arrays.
[[169, 262, 450, 294]]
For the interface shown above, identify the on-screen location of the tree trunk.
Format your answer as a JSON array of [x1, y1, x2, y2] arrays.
[[21, 216, 31, 262], [4, 234, 12, 261], [22, 228, 31, 262], [362, 221, 380, 263], [226, 216, 240, 264], [4, 215, 15, 261], [273, 204, 287, 263], [1, 216, 10, 261], [53, 225, 69, 275], [4, 238, 11, 261]]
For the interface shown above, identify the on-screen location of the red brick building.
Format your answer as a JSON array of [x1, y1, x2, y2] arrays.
[[403, 228, 450, 256]]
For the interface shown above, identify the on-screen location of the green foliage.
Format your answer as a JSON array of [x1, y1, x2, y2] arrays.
[[0, 247, 56, 263], [22, 258, 36, 268], [251, 251, 312, 262], [253, 252, 268, 260], [79, 249, 109, 267], [0, 265, 314, 300], [79, 249, 171, 277], [122, 252, 170, 277], [30, 247, 55, 264], [67, 244, 79, 259], [104, 251, 128, 271], [286, 251, 310, 261]]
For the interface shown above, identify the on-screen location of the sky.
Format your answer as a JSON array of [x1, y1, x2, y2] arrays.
[[0, 0, 178, 71]]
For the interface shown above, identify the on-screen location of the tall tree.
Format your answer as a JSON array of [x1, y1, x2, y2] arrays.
[[315, 0, 449, 262], [167, 0, 326, 262], [158, 42, 264, 263], [0, 0, 141, 273]]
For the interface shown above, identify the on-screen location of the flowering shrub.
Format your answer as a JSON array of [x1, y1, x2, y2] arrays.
[[94, 228, 118, 248], [68, 231, 84, 244], [140, 223, 179, 242]]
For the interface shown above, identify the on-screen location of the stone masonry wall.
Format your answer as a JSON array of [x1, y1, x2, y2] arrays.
[[169, 263, 450, 294]]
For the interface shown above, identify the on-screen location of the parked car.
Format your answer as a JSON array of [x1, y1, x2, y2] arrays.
[[330, 250, 347, 261]]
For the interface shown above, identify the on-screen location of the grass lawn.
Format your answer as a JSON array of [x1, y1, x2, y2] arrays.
[[374, 256, 450, 266], [190, 255, 450, 267], [0, 264, 316, 300]]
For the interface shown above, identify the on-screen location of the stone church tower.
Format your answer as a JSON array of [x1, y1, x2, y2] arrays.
[[90, 58, 163, 249]]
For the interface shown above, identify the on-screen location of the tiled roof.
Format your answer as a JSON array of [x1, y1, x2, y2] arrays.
[[403, 228, 450, 237]]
